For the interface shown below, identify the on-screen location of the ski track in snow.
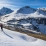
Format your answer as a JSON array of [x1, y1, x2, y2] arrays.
[[2, 31, 13, 39]]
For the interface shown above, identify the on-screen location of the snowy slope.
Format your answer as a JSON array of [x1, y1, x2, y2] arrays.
[[1, 11, 46, 22], [1, 12, 15, 22], [0, 28, 46, 46]]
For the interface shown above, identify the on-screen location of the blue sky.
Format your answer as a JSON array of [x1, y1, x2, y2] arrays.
[[0, 0, 46, 11]]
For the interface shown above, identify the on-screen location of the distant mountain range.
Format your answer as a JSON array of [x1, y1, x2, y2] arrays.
[[0, 6, 46, 22], [0, 6, 46, 34], [16, 6, 46, 15], [0, 6, 46, 16]]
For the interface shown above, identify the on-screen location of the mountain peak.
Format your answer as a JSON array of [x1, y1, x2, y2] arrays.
[[16, 6, 36, 14], [0, 7, 13, 16], [23, 6, 30, 8], [1, 7, 12, 10]]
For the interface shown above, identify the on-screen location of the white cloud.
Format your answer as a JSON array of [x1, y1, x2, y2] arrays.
[[0, 0, 19, 11], [0, 3, 19, 11]]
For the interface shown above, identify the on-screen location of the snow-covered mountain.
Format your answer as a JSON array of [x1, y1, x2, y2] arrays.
[[0, 7, 13, 16], [0, 6, 46, 23], [16, 6, 46, 16], [16, 6, 36, 14], [0, 6, 46, 19], [0, 6, 46, 34], [0, 6, 46, 22], [38, 8, 46, 11], [37, 8, 46, 15]]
